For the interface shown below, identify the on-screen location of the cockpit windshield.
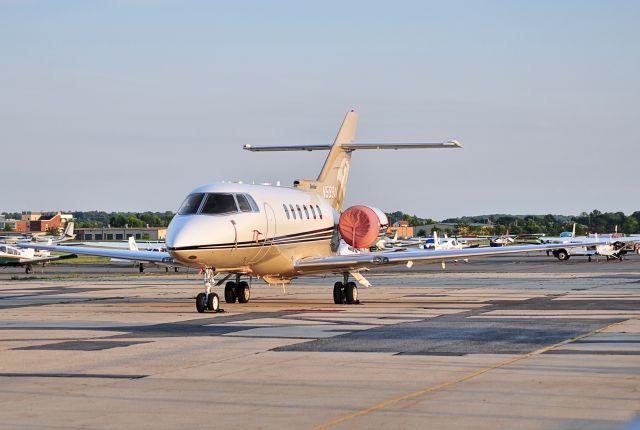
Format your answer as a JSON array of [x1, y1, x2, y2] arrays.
[[177, 192, 259, 215], [201, 193, 238, 215], [177, 193, 205, 215]]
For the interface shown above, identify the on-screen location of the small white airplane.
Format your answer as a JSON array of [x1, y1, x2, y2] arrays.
[[0, 222, 75, 244], [538, 224, 640, 261], [375, 231, 423, 250], [31, 222, 76, 243], [421, 231, 467, 250], [91, 237, 182, 272], [21, 111, 610, 312], [0, 243, 76, 273]]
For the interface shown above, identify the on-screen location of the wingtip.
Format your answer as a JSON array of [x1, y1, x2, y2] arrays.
[[448, 140, 463, 148]]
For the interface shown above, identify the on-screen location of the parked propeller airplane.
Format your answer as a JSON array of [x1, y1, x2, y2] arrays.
[[0, 243, 76, 273], [20, 111, 610, 313]]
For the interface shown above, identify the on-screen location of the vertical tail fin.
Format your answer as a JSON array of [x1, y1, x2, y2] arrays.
[[315, 110, 358, 212], [64, 222, 74, 238], [128, 236, 139, 251]]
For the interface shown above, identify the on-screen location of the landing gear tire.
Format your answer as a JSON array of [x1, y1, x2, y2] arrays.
[[236, 281, 250, 303], [225, 281, 237, 303], [588, 256, 592, 262], [345, 282, 358, 304], [196, 292, 207, 313], [25, 265, 32, 275], [556, 250, 569, 261], [207, 293, 220, 312], [333, 282, 344, 304], [139, 263, 145, 273]]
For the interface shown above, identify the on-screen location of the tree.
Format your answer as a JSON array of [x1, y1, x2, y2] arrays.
[[2, 224, 13, 232], [45, 226, 60, 236], [416, 229, 427, 237]]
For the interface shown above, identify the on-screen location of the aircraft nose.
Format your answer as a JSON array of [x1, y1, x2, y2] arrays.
[[166, 216, 197, 250]]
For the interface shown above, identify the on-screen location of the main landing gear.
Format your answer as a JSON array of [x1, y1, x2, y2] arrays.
[[224, 275, 251, 304], [196, 268, 220, 313], [195, 271, 252, 312], [333, 273, 359, 305]]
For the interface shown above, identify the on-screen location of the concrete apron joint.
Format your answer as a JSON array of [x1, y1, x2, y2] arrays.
[[309, 318, 634, 430]]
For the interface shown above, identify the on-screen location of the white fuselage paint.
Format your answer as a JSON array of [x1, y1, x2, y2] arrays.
[[166, 183, 337, 281]]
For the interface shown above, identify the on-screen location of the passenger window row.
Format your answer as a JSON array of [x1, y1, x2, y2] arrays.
[[282, 203, 322, 221], [178, 193, 259, 215]]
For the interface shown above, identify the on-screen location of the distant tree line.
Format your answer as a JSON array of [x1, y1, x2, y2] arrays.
[[386, 211, 437, 227], [2, 209, 639, 235], [388, 210, 640, 236], [69, 211, 175, 228]]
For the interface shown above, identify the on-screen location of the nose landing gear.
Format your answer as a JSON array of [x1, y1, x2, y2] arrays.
[[196, 268, 221, 313]]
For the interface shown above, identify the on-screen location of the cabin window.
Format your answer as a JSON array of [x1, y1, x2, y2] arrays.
[[316, 205, 323, 219], [245, 194, 260, 212], [289, 204, 296, 220], [236, 194, 252, 212], [303, 205, 310, 219], [296, 205, 303, 220], [178, 193, 205, 215], [310, 205, 317, 219], [283, 204, 290, 219], [201, 193, 238, 215]]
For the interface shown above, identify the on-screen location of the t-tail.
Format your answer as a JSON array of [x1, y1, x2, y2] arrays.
[[63, 222, 75, 238], [243, 110, 462, 212]]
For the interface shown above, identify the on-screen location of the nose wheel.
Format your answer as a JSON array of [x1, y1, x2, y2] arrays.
[[196, 268, 222, 313]]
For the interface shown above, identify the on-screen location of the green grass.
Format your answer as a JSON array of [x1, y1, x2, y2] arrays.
[[50, 254, 111, 264]]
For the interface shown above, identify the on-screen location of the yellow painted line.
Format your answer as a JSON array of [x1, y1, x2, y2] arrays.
[[309, 318, 632, 430]]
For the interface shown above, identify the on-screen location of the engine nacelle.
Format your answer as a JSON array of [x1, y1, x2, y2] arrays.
[[339, 205, 389, 248]]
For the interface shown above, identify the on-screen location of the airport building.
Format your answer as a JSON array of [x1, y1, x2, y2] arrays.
[[75, 227, 167, 241], [1, 212, 71, 233], [0, 216, 28, 232], [387, 220, 414, 237]]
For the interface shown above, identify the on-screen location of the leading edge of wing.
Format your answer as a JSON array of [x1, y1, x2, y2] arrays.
[[16, 243, 177, 265], [294, 241, 612, 271]]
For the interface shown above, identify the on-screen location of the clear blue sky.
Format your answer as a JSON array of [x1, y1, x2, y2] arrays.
[[2, 1, 638, 219]]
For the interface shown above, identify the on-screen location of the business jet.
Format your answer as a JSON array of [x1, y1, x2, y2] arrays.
[[20, 111, 609, 313]]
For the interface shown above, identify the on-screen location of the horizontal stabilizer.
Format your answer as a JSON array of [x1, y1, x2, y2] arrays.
[[243, 141, 462, 152]]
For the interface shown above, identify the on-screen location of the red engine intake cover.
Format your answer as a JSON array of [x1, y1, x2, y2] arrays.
[[339, 205, 382, 248]]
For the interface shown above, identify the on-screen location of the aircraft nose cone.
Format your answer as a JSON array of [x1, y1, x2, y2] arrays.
[[166, 216, 195, 250]]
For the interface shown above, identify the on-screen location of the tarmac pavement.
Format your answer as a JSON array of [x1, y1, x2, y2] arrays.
[[0, 254, 639, 429]]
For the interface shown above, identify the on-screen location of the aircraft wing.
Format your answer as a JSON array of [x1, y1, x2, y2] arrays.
[[294, 241, 610, 273], [16, 243, 178, 265]]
